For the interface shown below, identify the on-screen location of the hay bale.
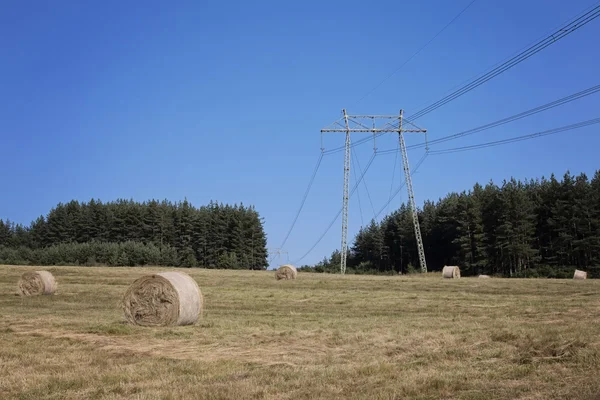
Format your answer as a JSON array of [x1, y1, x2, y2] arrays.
[[478, 275, 491, 278], [442, 266, 461, 279], [18, 271, 56, 296], [122, 271, 202, 326], [573, 270, 587, 280], [275, 264, 297, 280]]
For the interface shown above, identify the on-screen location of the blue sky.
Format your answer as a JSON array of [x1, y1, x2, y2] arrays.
[[1, 0, 599, 267]]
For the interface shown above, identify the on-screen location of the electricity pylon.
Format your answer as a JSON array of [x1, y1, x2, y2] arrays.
[[321, 109, 428, 274], [268, 248, 288, 266]]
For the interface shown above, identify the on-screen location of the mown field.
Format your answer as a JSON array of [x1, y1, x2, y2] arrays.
[[1, 265, 599, 400]]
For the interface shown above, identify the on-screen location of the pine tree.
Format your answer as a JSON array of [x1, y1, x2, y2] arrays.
[[432, 194, 461, 267], [173, 199, 196, 267], [479, 181, 503, 275], [420, 200, 437, 271], [64, 200, 81, 242], [549, 173, 577, 266], [0, 219, 13, 246], [589, 171, 600, 266], [226, 205, 243, 264], [192, 208, 209, 267], [572, 173, 594, 267], [453, 191, 485, 275], [86, 199, 104, 241], [158, 200, 175, 248], [143, 200, 162, 244], [11, 223, 30, 248], [497, 179, 538, 276], [46, 203, 70, 244], [247, 206, 268, 270], [125, 200, 144, 242], [108, 200, 128, 243], [380, 205, 417, 274], [28, 216, 47, 249]]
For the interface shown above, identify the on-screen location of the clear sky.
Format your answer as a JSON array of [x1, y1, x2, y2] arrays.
[[1, 0, 599, 268]]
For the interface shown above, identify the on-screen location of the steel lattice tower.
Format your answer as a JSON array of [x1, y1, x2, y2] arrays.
[[321, 110, 428, 273]]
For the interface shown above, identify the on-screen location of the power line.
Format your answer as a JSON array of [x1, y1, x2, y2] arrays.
[[405, 4, 600, 122], [276, 152, 324, 255], [386, 144, 400, 216], [353, 151, 377, 218], [323, 131, 380, 155], [429, 117, 600, 155], [415, 84, 600, 149], [299, 2, 600, 266], [375, 153, 428, 220], [297, 117, 598, 265], [351, 152, 365, 227], [353, 0, 479, 105], [293, 153, 377, 264], [324, 4, 600, 157], [406, 2, 599, 115], [375, 83, 600, 155], [294, 152, 428, 267]]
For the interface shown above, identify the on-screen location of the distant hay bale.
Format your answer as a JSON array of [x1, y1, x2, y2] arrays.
[[478, 275, 491, 279], [275, 264, 297, 280], [442, 266, 461, 279], [122, 271, 202, 326], [18, 271, 56, 296], [573, 270, 587, 280]]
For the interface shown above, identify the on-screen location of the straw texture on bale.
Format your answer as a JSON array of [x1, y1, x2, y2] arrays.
[[275, 264, 297, 280], [442, 266, 461, 279], [18, 271, 56, 296], [122, 271, 202, 326], [573, 270, 588, 280], [478, 275, 491, 278]]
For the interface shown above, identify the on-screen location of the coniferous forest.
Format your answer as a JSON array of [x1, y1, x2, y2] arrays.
[[303, 170, 600, 278], [0, 199, 268, 269], [1, 170, 599, 277]]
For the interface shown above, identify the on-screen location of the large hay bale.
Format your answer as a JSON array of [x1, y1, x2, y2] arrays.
[[478, 275, 491, 279], [573, 269, 587, 280], [122, 271, 202, 326], [18, 271, 56, 296], [275, 264, 297, 280], [442, 266, 461, 279]]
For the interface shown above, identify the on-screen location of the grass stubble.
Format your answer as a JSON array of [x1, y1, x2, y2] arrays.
[[1, 265, 599, 399]]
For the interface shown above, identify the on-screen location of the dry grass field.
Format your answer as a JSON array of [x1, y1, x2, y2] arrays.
[[1, 265, 600, 400]]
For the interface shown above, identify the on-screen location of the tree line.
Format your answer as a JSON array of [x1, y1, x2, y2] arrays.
[[302, 170, 600, 278], [0, 199, 268, 269]]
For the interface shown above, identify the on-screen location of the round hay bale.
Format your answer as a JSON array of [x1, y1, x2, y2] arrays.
[[478, 275, 491, 279], [442, 266, 461, 279], [573, 269, 587, 280], [122, 271, 202, 326], [275, 264, 297, 280], [18, 271, 56, 296]]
